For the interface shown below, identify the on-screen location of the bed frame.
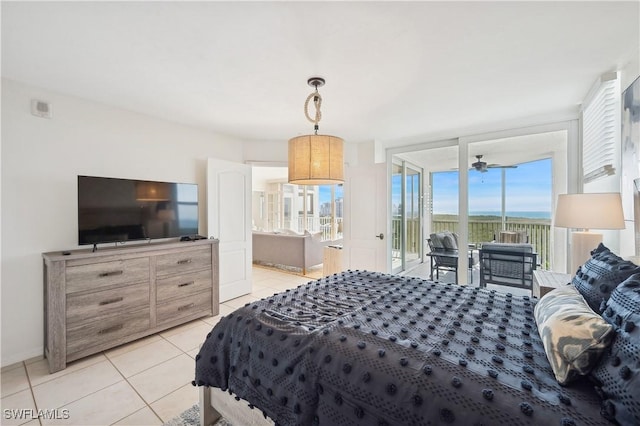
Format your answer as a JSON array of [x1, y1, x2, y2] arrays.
[[200, 385, 272, 426]]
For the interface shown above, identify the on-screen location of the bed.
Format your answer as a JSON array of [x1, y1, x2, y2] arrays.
[[194, 245, 640, 426]]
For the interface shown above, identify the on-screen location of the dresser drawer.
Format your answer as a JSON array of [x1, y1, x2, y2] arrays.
[[66, 308, 150, 356], [156, 291, 212, 325], [66, 283, 149, 327], [156, 246, 212, 277], [66, 258, 150, 294], [156, 269, 213, 303]]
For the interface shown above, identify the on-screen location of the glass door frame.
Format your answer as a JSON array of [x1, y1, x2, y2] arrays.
[[391, 158, 424, 274], [387, 120, 579, 280]]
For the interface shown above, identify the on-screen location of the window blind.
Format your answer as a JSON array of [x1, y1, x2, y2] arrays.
[[581, 73, 619, 184]]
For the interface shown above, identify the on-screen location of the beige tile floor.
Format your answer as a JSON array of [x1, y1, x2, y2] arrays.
[[0, 266, 311, 426]]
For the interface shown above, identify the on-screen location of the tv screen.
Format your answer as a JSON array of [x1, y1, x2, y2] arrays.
[[78, 175, 198, 245]]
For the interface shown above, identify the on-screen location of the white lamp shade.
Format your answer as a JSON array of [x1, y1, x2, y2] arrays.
[[288, 134, 344, 185], [554, 193, 625, 230]]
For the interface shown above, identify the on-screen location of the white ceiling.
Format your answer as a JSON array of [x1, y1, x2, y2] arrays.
[[2, 1, 638, 147]]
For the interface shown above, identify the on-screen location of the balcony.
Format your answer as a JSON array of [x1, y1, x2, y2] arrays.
[[292, 216, 344, 241], [392, 215, 551, 270]]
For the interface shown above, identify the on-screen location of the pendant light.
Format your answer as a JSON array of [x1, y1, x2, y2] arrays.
[[288, 77, 344, 185]]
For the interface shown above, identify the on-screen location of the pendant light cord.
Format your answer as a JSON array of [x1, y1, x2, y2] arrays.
[[304, 88, 322, 135]]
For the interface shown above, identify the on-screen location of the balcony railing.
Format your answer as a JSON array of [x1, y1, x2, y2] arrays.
[[291, 214, 550, 269], [392, 216, 551, 269], [390, 217, 422, 259], [294, 216, 343, 241]]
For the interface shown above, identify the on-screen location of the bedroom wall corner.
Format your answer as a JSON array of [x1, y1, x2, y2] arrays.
[[619, 53, 640, 259]]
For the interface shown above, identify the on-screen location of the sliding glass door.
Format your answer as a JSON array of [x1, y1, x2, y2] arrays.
[[466, 137, 557, 269], [391, 159, 424, 273], [390, 124, 572, 282]]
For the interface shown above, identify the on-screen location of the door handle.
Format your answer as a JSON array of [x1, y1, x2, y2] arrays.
[[375, 233, 384, 240]]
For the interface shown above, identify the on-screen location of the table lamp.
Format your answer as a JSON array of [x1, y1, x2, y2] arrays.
[[555, 193, 625, 273]]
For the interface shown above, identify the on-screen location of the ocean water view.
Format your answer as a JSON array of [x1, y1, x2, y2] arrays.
[[428, 159, 554, 223], [469, 211, 551, 219], [431, 211, 551, 220]]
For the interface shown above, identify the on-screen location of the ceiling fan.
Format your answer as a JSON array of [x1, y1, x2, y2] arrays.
[[471, 155, 517, 173]]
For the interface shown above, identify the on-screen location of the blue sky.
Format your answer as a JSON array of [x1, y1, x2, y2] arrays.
[[391, 158, 552, 215], [318, 184, 343, 204], [319, 185, 332, 201], [318, 158, 552, 216], [433, 158, 552, 214]]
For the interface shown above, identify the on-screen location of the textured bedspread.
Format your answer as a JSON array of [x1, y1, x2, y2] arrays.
[[195, 270, 611, 426]]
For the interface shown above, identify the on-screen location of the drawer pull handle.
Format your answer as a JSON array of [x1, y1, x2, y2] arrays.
[[177, 259, 192, 265], [98, 324, 123, 335], [98, 270, 124, 278], [177, 303, 195, 312], [99, 297, 124, 306], [178, 281, 194, 288]]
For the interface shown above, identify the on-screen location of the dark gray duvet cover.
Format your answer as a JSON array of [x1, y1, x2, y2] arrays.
[[195, 270, 611, 426]]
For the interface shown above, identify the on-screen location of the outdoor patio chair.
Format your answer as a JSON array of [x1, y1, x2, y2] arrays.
[[494, 230, 529, 244], [426, 231, 477, 284], [479, 242, 537, 290]]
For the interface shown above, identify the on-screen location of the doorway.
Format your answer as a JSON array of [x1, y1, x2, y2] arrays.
[[391, 159, 424, 273], [389, 124, 573, 282]]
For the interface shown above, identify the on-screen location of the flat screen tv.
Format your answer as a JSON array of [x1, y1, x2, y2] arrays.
[[78, 175, 199, 246]]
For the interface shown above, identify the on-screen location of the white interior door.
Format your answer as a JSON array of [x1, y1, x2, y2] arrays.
[[207, 159, 252, 302], [343, 162, 388, 272]]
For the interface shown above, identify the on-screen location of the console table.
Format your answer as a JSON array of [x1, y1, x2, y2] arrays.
[[532, 269, 572, 298], [42, 239, 219, 373]]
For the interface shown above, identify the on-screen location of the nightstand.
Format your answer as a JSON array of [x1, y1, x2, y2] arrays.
[[323, 245, 343, 276], [532, 270, 572, 298]]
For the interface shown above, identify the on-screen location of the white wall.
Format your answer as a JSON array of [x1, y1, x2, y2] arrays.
[[583, 62, 640, 259], [251, 166, 288, 191], [619, 58, 640, 257], [244, 140, 287, 164], [0, 78, 244, 366]]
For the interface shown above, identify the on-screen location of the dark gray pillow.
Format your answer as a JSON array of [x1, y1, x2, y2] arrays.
[[429, 233, 445, 249], [440, 232, 458, 250], [590, 274, 640, 425], [572, 244, 640, 312], [430, 231, 458, 251]]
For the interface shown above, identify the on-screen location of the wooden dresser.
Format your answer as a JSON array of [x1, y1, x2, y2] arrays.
[[42, 239, 219, 373]]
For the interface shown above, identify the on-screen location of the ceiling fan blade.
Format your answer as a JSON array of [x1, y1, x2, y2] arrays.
[[471, 166, 487, 173], [486, 164, 518, 169]]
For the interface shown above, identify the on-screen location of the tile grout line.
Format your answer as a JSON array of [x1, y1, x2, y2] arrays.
[[103, 349, 165, 425], [22, 360, 43, 426], [107, 331, 212, 424], [159, 331, 196, 356], [29, 361, 125, 421], [132, 335, 201, 423], [105, 341, 187, 392]]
